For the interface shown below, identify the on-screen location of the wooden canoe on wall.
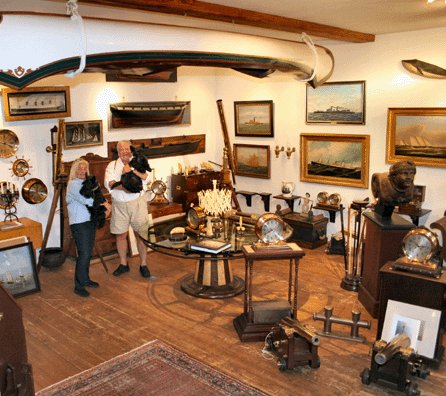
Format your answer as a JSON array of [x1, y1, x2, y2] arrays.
[[0, 13, 334, 89]]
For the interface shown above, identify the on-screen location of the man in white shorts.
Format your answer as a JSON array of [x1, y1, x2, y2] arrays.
[[105, 140, 152, 278]]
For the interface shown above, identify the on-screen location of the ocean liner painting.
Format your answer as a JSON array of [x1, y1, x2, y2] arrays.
[[306, 81, 365, 124], [300, 134, 370, 188]]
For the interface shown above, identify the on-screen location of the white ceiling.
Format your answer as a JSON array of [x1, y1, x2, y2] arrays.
[[2, 0, 446, 44]]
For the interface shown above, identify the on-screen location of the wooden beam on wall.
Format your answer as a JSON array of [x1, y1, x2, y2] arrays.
[[78, 0, 375, 43]]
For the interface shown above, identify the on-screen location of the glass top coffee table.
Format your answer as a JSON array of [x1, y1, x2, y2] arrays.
[[144, 215, 292, 299]]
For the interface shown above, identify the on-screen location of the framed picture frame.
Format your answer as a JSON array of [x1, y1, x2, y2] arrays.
[[62, 120, 103, 150], [233, 144, 270, 179], [386, 107, 446, 168], [2, 86, 71, 121], [234, 100, 274, 137], [306, 81, 365, 125], [381, 300, 441, 359], [300, 133, 370, 188], [0, 242, 41, 298]]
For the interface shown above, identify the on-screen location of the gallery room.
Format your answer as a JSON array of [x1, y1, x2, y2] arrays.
[[1, 0, 446, 395]]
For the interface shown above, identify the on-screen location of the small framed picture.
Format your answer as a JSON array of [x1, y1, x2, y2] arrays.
[[62, 120, 103, 150], [0, 242, 41, 298], [306, 81, 365, 125], [2, 86, 71, 121], [381, 300, 441, 359], [233, 144, 270, 179], [234, 100, 274, 137]]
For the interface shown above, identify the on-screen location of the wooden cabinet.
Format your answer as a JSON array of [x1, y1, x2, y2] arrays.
[[171, 171, 221, 212], [358, 212, 414, 318]]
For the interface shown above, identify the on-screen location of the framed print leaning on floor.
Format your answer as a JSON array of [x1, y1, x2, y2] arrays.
[[386, 107, 446, 168], [300, 133, 370, 188]]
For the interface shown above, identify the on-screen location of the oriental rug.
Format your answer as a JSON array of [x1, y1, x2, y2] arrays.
[[36, 340, 270, 396]]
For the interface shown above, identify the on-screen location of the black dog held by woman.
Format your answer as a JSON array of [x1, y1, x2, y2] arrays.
[[111, 145, 152, 193], [80, 174, 108, 229]]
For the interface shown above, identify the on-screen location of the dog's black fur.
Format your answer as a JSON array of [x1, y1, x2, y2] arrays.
[[111, 145, 151, 193], [80, 174, 107, 229]]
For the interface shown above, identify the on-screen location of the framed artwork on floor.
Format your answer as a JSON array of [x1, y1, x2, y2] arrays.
[[0, 242, 40, 298], [386, 107, 446, 168], [306, 81, 365, 125], [300, 133, 370, 188], [234, 100, 274, 137]]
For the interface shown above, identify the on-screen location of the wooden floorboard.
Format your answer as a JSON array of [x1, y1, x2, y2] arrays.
[[17, 245, 446, 396]]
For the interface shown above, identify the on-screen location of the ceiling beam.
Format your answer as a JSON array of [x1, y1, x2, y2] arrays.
[[78, 0, 375, 43]]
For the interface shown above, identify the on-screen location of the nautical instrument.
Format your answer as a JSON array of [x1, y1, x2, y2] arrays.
[[0, 130, 19, 159], [22, 178, 48, 205], [186, 205, 206, 230], [391, 226, 442, 278], [254, 213, 289, 249], [10, 156, 32, 179]]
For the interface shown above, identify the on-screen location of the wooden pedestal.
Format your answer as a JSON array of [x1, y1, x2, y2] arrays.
[[378, 261, 446, 368], [358, 212, 414, 318], [234, 243, 305, 342]]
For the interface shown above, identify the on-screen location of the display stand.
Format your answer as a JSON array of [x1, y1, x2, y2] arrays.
[[233, 243, 305, 342], [378, 260, 446, 368], [358, 212, 414, 318]]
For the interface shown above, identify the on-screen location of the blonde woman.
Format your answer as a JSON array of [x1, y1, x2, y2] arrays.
[[67, 158, 111, 297]]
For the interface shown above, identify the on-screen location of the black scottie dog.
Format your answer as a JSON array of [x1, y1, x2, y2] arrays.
[[111, 145, 151, 193], [80, 174, 107, 229]]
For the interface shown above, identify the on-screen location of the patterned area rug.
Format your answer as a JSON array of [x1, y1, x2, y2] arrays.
[[36, 340, 270, 396]]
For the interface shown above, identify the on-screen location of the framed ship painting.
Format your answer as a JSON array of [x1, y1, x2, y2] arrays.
[[306, 81, 365, 125], [233, 144, 270, 179], [386, 108, 446, 168], [300, 133, 370, 188], [0, 242, 41, 298], [63, 120, 103, 149], [2, 86, 71, 121], [234, 100, 274, 137]]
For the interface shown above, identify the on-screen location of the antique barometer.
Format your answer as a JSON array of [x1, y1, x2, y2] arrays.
[[0, 129, 19, 158], [22, 178, 48, 204], [254, 212, 290, 249], [317, 191, 329, 205], [391, 227, 442, 278], [186, 205, 206, 230]]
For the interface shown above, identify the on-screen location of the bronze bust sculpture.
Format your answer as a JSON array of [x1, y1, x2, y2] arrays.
[[371, 161, 416, 217]]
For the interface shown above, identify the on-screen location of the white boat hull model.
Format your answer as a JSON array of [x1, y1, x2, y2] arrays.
[[0, 13, 334, 90]]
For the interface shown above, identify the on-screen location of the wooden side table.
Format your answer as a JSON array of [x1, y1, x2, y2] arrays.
[[0, 217, 42, 259], [233, 242, 305, 342]]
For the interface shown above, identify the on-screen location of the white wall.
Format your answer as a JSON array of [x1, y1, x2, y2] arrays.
[[1, 25, 446, 251]]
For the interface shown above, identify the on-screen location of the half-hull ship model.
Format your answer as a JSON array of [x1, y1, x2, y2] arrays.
[[0, 13, 334, 90], [109, 101, 190, 129]]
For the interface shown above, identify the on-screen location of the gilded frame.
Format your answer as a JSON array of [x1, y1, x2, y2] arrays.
[[234, 100, 274, 137], [386, 107, 446, 168], [300, 133, 370, 188], [233, 144, 271, 179], [306, 81, 365, 125], [2, 86, 71, 121], [62, 120, 103, 150]]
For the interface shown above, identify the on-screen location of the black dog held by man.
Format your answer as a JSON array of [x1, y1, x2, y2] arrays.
[[111, 145, 152, 193], [80, 174, 107, 229]]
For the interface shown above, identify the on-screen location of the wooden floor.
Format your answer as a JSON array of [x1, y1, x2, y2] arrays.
[[20, 245, 446, 396]]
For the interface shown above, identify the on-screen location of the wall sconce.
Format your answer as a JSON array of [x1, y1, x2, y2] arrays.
[[274, 145, 284, 158], [286, 146, 296, 159]]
